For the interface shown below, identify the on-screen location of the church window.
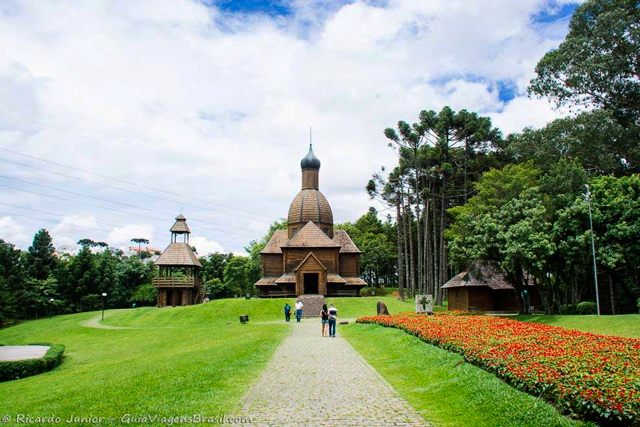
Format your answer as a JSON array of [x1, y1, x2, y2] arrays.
[[323, 227, 329, 235], [293, 228, 298, 235]]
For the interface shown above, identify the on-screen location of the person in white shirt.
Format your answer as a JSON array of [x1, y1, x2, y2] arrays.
[[295, 299, 304, 322], [328, 304, 338, 337]]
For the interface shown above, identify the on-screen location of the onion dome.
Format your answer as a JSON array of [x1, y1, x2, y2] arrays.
[[300, 144, 321, 170], [288, 189, 333, 225]]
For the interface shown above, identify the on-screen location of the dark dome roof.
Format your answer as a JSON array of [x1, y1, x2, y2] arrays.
[[288, 189, 333, 225], [300, 144, 321, 169]]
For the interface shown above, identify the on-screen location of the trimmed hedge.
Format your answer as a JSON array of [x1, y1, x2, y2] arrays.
[[0, 343, 65, 382], [576, 301, 597, 315]]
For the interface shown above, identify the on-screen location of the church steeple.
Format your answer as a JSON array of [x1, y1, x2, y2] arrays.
[[301, 144, 320, 189]]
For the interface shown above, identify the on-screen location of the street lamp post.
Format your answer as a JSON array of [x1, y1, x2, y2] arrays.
[[49, 298, 55, 319], [585, 185, 601, 316], [101, 292, 107, 322]]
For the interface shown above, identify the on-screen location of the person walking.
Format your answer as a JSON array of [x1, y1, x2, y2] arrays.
[[328, 303, 338, 337], [295, 299, 304, 322], [320, 303, 329, 336], [283, 302, 292, 322]]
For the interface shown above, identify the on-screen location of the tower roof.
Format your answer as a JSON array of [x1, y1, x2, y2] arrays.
[[155, 243, 202, 267], [300, 144, 321, 170], [170, 214, 191, 234], [288, 189, 333, 225]]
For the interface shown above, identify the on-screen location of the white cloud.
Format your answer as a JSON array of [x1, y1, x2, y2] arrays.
[[107, 223, 158, 249], [0, 0, 578, 252], [0, 216, 30, 247], [190, 235, 226, 256]]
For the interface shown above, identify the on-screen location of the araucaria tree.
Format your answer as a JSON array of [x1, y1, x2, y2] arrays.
[[373, 107, 502, 304]]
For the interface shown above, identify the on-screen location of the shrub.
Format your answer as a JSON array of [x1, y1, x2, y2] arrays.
[[560, 304, 576, 315], [80, 294, 102, 311], [576, 301, 597, 315], [637, 298, 640, 314], [129, 284, 157, 307], [0, 343, 65, 382]]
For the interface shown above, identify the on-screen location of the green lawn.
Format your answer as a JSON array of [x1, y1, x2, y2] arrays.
[[101, 295, 421, 327], [0, 305, 288, 423], [0, 295, 417, 422], [341, 323, 587, 427], [514, 314, 640, 339]]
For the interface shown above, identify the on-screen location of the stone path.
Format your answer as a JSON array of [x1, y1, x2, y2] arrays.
[[239, 321, 427, 426], [0, 345, 49, 361]]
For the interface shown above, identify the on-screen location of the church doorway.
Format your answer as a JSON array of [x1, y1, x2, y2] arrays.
[[303, 273, 319, 294]]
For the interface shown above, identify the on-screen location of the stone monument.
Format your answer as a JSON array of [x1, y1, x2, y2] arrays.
[[415, 294, 433, 314]]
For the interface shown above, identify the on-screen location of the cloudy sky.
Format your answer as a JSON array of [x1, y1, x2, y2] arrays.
[[0, 0, 579, 255]]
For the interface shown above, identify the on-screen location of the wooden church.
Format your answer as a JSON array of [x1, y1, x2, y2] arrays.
[[255, 145, 366, 297]]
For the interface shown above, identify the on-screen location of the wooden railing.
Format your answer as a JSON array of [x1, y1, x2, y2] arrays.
[[152, 277, 204, 288]]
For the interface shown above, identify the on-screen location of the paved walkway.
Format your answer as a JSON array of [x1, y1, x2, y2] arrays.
[[0, 345, 49, 361], [239, 321, 427, 426]]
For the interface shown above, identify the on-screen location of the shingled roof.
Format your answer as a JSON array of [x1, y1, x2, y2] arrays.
[[283, 221, 340, 248], [260, 230, 289, 254], [255, 277, 278, 287], [332, 230, 361, 253], [170, 214, 191, 234], [155, 243, 202, 267], [442, 263, 530, 290]]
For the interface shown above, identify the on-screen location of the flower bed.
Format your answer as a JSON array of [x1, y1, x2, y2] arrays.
[[357, 313, 640, 425]]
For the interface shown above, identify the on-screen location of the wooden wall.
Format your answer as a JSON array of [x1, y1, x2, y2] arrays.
[[467, 287, 494, 311], [284, 248, 338, 272], [262, 254, 283, 276], [339, 254, 359, 277], [302, 169, 319, 189], [447, 288, 468, 311]]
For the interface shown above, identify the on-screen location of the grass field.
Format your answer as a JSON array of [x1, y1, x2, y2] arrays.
[[4, 296, 623, 426], [0, 305, 288, 423], [514, 314, 640, 338], [341, 323, 586, 427], [101, 295, 418, 327], [0, 295, 417, 422]]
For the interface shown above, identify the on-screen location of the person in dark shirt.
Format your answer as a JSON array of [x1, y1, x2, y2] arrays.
[[283, 302, 292, 322], [320, 304, 329, 337]]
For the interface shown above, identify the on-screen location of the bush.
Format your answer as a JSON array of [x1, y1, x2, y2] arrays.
[[80, 294, 102, 311], [576, 301, 597, 315], [637, 298, 640, 314], [0, 343, 65, 382], [129, 284, 157, 307], [560, 304, 577, 315]]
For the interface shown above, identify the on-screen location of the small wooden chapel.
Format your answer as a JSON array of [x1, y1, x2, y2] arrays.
[[254, 144, 367, 297], [152, 214, 205, 307]]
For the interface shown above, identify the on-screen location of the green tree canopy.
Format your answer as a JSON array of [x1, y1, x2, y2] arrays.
[[529, 0, 640, 124]]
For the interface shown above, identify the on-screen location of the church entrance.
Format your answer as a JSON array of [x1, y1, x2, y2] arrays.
[[303, 273, 319, 294]]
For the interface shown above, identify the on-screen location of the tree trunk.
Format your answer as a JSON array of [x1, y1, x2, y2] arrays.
[[414, 175, 423, 295], [396, 198, 405, 301], [437, 180, 447, 306], [432, 195, 439, 302], [423, 192, 431, 297], [407, 208, 416, 298], [609, 274, 616, 315], [400, 184, 411, 298]]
